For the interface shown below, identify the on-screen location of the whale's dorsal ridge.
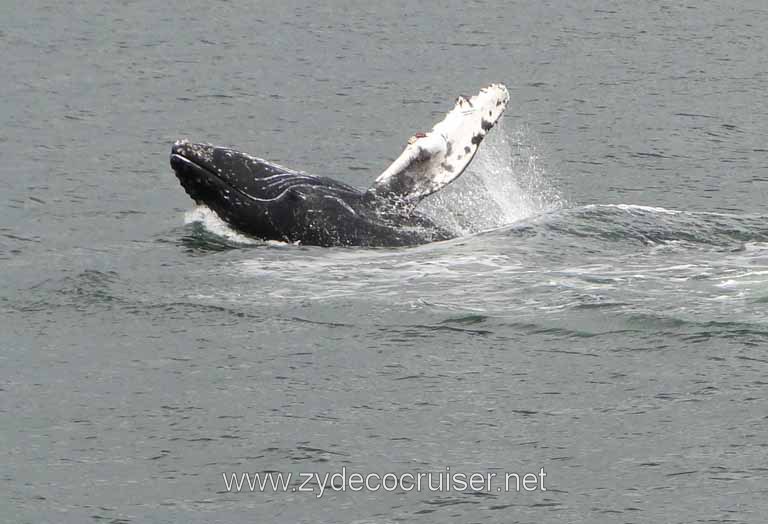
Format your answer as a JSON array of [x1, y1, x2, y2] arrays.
[[366, 83, 509, 209]]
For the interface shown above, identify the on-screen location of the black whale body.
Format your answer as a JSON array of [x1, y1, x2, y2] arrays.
[[170, 142, 451, 247], [170, 84, 510, 247]]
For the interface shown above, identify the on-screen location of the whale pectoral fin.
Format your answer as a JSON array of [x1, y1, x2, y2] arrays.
[[365, 132, 450, 211], [366, 83, 509, 209]]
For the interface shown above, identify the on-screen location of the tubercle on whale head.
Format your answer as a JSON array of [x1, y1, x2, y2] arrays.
[[171, 139, 190, 158]]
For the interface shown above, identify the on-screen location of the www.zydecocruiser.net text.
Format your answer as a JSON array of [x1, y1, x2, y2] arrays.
[[222, 467, 547, 498]]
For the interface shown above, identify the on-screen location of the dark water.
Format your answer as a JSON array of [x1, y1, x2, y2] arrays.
[[3, 1, 768, 523]]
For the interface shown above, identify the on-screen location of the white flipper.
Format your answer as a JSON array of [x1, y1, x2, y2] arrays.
[[366, 83, 509, 208]]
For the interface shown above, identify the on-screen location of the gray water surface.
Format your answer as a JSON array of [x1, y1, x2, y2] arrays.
[[2, 1, 768, 523]]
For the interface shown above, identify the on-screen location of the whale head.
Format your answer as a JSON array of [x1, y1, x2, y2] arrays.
[[170, 140, 272, 229], [170, 140, 368, 242]]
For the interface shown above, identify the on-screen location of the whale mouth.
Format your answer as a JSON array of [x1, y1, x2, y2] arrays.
[[170, 140, 219, 179], [170, 154, 218, 196], [170, 151, 218, 181], [171, 140, 245, 187], [170, 140, 238, 204]]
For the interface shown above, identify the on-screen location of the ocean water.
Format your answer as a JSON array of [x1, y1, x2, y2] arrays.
[[2, 1, 768, 523]]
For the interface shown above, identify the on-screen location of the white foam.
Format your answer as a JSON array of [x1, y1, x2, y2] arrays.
[[183, 205, 262, 245], [591, 204, 683, 215]]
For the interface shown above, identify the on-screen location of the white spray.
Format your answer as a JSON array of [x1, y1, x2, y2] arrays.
[[419, 122, 565, 235]]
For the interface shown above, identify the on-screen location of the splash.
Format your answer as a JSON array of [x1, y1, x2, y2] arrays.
[[418, 122, 564, 235], [183, 206, 262, 245]]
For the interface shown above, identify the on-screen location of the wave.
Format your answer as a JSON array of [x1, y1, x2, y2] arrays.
[[488, 203, 768, 249]]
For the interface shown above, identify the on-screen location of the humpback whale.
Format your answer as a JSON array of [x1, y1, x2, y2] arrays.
[[170, 84, 509, 247]]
